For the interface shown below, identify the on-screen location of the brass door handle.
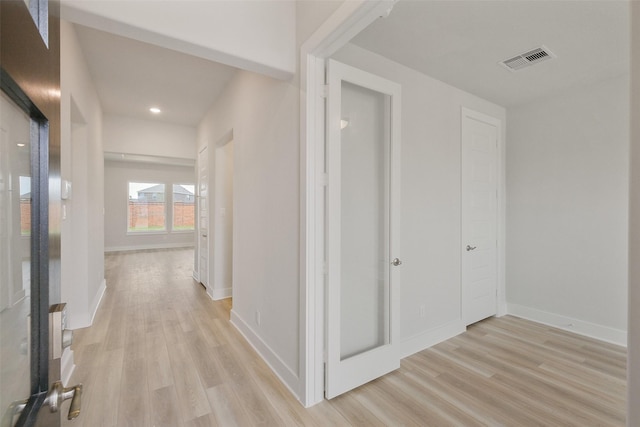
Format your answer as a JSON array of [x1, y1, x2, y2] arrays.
[[46, 381, 83, 420]]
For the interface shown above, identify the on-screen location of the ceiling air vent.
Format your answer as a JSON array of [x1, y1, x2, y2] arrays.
[[500, 46, 556, 72]]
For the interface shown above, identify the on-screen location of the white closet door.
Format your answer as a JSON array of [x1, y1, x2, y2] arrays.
[[461, 108, 499, 326]]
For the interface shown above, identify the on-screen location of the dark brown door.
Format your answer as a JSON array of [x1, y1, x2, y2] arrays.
[[1, 1, 62, 426]]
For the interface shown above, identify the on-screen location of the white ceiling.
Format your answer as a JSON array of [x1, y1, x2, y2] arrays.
[[350, 0, 630, 107], [74, 1, 629, 128], [74, 24, 237, 126]]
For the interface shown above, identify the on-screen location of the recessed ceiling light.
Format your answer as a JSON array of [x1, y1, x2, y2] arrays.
[[149, 107, 161, 114]]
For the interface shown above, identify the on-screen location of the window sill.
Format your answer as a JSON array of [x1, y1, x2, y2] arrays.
[[126, 230, 168, 236]]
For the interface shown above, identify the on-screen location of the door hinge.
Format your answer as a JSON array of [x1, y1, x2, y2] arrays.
[[320, 84, 329, 98]]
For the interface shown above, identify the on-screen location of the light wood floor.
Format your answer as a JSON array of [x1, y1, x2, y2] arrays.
[[63, 248, 627, 426]]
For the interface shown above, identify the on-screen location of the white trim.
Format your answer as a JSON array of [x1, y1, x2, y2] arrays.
[[396, 321, 466, 359], [192, 270, 199, 282], [61, 347, 75, 386], [497, 112, 507, 317], [230, 309, 301, 401], [211, 287, 231, 301], [104, 243, 195, 253], [67, 278, 106, 330], [89, 278, 106, 325], [507, 303, 627, 347], [300, 0, 399, 407], [299, 52, 326, 407]]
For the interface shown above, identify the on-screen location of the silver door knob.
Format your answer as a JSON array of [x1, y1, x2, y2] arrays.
[[391, 258, 402, 266], [466, 245, 477, 251]]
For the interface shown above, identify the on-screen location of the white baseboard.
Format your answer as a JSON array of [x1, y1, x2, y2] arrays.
[[507, 303, 627, 347], [67, 279, 106, 330], [212, 287, 232, 301], [61, 347, 75, 385], [397, 320, 466, 359], [230, 309, 301, 401], [105, 243, 195, 252], [90, 279, 106, 325], [192, 270, 199, 282]]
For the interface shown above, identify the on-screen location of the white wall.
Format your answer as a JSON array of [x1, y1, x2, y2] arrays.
[[197, 69, 301, 395], [629, 3, 640, 423], [104, 161, 195, 251], [60, 0, 296, 80], [60, 21, 106, 331], [506, 75, 629, 345], [331, 44, 506, 356], [103, 114, 197, 160]]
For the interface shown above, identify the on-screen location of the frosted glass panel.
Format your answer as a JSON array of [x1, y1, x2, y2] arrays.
[[340, 81, 390, 360], [0, 91, 32, 416]]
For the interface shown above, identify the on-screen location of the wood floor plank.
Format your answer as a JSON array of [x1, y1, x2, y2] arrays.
[[149, 385, 183, 427], [184, 330, 224, 389], [328, 391, 387, 426], [206, 383, 251, 427], [145, 328, 174, 391], [116, 357, 150, 427], [166, 341, 211, 423], [76, 348, 124, 427]]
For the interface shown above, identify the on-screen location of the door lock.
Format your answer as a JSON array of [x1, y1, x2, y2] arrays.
[[391, 258, 402, 266]]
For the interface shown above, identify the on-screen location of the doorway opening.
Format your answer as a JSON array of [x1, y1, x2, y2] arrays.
[[212, 138, 234, 300]]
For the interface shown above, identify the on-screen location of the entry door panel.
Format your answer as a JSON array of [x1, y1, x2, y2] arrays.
[[1, 1, 64, 425], [326, 60, 401, 399], [0, 89, 33, 427], [461, 109, 499, 326]]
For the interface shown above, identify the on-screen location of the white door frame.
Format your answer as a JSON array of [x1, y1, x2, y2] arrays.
[[299, 1, 506, 407], [212, 134, 234, 301], [460, 107, 505, 325], [298, 0, 397, 407]]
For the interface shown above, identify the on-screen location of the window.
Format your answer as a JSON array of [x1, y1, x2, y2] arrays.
[[19, 176, 31, 236], [172, 184, 195, 231], [128, 182, 166, 232]]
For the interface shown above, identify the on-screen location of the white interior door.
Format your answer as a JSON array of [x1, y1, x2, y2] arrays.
[[461, 108, 499, 325], [325, 59, 401, 399]]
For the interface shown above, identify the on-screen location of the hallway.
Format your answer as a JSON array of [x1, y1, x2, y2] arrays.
[[63, 248, 340, 426], [63, 248, 626, 426]]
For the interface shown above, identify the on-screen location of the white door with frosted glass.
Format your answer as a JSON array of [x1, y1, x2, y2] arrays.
[[325, 60, 401, 399], [461, 108, 499, 326]]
